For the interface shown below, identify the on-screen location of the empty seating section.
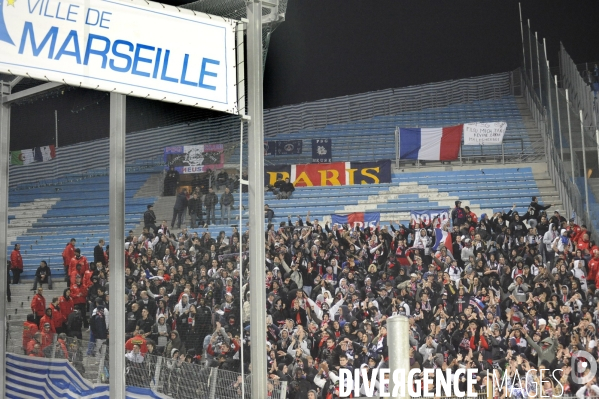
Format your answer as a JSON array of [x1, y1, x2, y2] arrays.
[[229, 96, 530, 165], [7, 169, 158, 279]]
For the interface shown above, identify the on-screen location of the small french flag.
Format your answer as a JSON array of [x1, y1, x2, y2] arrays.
[[433, 228, 453, 255], [399, 125, 463, 161]]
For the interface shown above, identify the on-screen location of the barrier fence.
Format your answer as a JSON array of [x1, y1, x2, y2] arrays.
[[7, 335, 286, 399], [521, 18, 599, 240]]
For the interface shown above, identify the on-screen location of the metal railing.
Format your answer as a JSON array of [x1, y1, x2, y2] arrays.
[[521, 68, 596, 240], [560, 44, 598, 136], [8, 335, 286, 399]]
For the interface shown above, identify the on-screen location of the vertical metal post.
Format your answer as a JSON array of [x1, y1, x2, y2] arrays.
[[546, 59, 555, 142], [246, 2, 267, 399], [519, 3, 526, 72], [535, 32, 542, 106], [236, 20, 247, 399], [238, 122, 245, 399], [387, 316, 409, 399], [394, 127, 399, 169], [527, 20, 533, 83], [501, 142, 505, 164], [0, 80, 11, 399], [596, 129, 599, 185], [109, 92, 126, 399], [236, 22, 246, 116], [566, 90, 575, 181], [580, 110, 590, 219], [555, 75, 564, 161], [54, 110, 58, 148]]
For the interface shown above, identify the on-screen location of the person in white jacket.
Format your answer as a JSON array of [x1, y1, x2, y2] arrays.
[[552, 229, 572, 255], [542, 223, 558, 264], [576, 378, 599, 399], [413, 229, 432, 256]]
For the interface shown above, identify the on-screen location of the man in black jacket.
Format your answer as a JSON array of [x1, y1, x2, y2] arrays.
[[220, 187, 234, 225], [32, 260, 52, 290], [529, 196, 551, 222], [204, 188, 218, 226], [144, 204, 157, 233], [187, 193, 203, 228], [94, 239, 105, 265], [171, 189, 188, 229], [277, 178, 295, 199]]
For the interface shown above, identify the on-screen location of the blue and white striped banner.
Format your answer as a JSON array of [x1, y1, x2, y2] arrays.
[[6, 353, 170, 399]]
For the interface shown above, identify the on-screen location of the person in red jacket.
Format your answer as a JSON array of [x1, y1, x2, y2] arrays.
[[70, 263, 85, 287], [49, 297, 66, 334], [40, 323, 54, 350], [588, 250, 599, 291], [39, 308, 56, 334], [83, 263, 96, 290], [62, 238, 76, 285], [30, 287, 46, 326], [26, 332, 43, 356], [22, 314, 38, 352], [10, 243, 23, 284], [70, 275, 89, 329], [68, 249, 89, 277], [125, 331, 148, 354], [58, 288, 74, 323]]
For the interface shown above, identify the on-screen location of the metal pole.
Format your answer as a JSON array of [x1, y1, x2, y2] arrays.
[[527, 20, 533, 83], [0, 80, 11, 399], [54, 110, 58, 148], [596, 129, 599, 183], [247, 2, 267, 399], [109, 92, 126, 399], [546, 60, 555, 145], [555, 75, 564, 161], [395, 127, 399, 169], [566, 90, 576, 182], [519, 3, 526, 72], [580, 110, 590, 219], [535, 32, 542, 106], [387, 316, 409, 399], [238, 121, 245, 399], [236, 22, 246, 116]]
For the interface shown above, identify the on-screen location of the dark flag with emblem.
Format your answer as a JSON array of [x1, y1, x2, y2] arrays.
[[276, 140, 303, 155], [312, 139, 332, 163], [264, 141, 275, 156]]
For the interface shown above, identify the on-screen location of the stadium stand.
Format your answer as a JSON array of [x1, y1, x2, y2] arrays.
[[229, 96, 536, 165], [8, 68, 597, 399]]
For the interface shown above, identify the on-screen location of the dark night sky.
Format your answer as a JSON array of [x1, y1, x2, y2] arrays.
[[8, 0, 599, 149], [263, 0, 599, 108]]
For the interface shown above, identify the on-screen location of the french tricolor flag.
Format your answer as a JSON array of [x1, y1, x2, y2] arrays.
[[433, 228, 453, 255], [399, 125, 463, 161]]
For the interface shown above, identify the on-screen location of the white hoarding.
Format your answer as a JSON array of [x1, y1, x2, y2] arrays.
[[0, 0, 238, 114], [463, 122, 507, 146]]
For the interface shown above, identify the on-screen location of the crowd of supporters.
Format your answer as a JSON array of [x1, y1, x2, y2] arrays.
[[17, 192, 599, 398]]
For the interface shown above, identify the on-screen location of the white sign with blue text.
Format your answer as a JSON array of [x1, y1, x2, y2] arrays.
[[0, 0, 238, 113]]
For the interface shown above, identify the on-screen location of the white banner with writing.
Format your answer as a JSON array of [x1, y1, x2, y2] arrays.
[[463, 122, 507, 146]]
